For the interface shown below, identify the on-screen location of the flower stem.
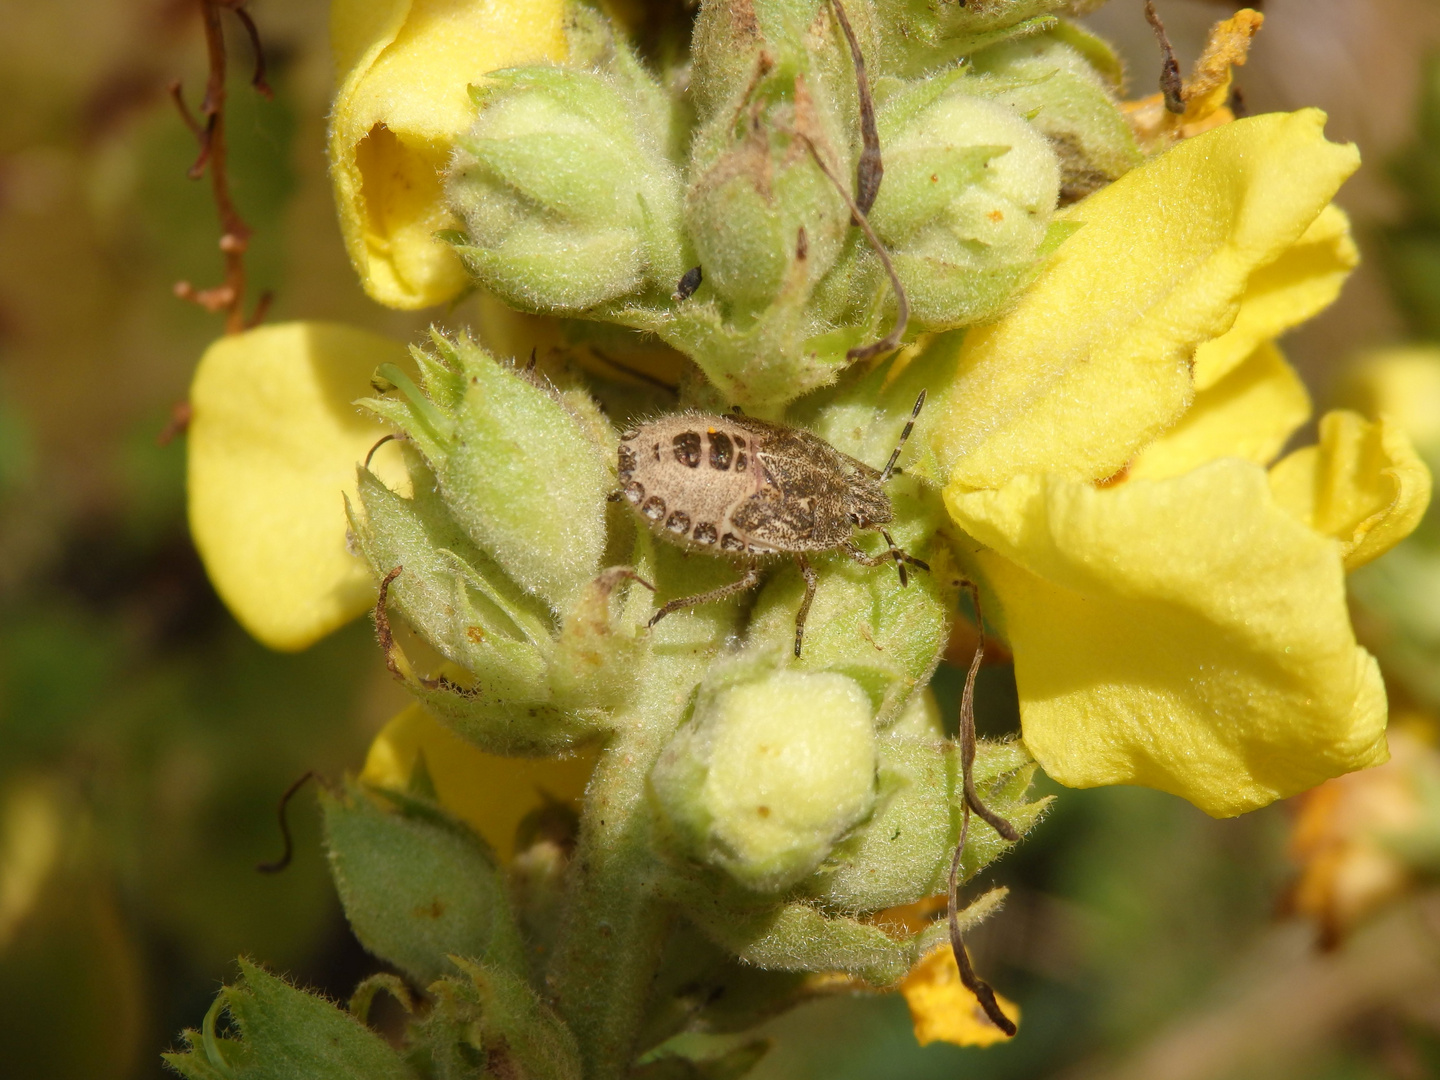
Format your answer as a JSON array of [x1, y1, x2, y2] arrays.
[[549, 650, 705, 1079]]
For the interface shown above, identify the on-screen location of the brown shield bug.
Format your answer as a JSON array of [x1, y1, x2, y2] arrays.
[[617, 391, 929, 656]]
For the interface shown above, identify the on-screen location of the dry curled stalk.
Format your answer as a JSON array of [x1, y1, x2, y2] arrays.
[[170, 0, 273, 336]]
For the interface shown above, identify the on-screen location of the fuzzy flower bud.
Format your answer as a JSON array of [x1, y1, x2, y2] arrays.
[[650, 669, 878, 893], [969, 31, 1141, 204], [446, 65, 685, 313], [684, 73, 851, 313], [361, 332, 611, 612], [872, 0, 1078, 74], [689, 0, 881, 125], [870, 77, 1061, 329]]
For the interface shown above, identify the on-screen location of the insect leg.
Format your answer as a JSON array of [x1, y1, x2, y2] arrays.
[[948, 577, 1020, 1036], [827, 0, 881, 215], [797, 137, 907, 363], [793, 554, 819, 657], [879, 528, 910, 587], [646, 559, 762, 629], [845, 539, 930, 578], [843, 541, 888, 568]]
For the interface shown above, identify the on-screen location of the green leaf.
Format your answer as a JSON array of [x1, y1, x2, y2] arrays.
[[322, 782, 526, 987], [163, 960, 415, 1080], [639, 921, 812, 1049], [684, 898, 918, 986]]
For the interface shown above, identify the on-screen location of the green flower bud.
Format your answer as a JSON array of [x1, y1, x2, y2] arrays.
[[363, 332, 611, 611], [350, 455, 629, 756], [685, 72, 850, 314], [870, 77, 1061, 329], [872, 0, 1079, 74], [651, 669, 878, 893], [351, 334, 660, 754], [446, 64, 685, 313], [690, 0, 881, 125], [969, 29, 1141, 204]]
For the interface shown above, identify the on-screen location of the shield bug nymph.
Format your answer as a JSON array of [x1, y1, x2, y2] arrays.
[[617, 392, 930, 656]]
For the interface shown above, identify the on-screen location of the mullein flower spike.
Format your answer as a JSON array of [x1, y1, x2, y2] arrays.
[[173, 2, 1435, 1076]]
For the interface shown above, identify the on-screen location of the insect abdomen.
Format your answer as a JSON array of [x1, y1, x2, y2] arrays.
[[619, 414, 767, 555]]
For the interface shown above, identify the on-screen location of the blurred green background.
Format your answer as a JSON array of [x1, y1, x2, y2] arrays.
[[5, 2, 1440, 1078]]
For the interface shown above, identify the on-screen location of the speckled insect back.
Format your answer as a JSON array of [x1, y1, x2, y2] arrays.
[[619, 392, 930, 656]]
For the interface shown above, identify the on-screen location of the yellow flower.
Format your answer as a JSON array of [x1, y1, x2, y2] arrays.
[[360, 704, 596, 861], [1337, 347, 1440, 455], [1331, 348, 1440, 709], [899, 946, 1019, 1048], [187, 322, 413, 651], [930, 111, 1431, 816], [329, 0, 568, 309]]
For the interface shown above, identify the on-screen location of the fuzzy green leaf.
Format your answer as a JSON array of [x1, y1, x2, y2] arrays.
[[163, 960, 415, 1080], [322, 783, 527, 987]]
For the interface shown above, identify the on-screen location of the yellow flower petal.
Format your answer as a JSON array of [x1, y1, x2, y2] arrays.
[[1128, 341, 1310, 482], [187, 322, 410, 651], [1335, 347, 1440, 452], [1194, 204, 1358, 390], [360, 704, 597, 861], [931, 110, 1359, 491], [900, 947, 1018, 1048], [945, 459, 1388, 816], [1270, 410, 1432, 571], [329, 0, 568, 309]]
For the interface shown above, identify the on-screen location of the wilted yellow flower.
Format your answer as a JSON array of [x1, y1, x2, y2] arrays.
[[900, 946, 1019, 1048], [329, 0, 568, 309], [931, 110, 1430, 816], [1124, 9, 1265, 148], [1287, 724, 1440, 946]]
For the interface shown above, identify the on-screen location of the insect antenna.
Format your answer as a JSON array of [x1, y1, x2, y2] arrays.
[[880, 388, 926, 483]]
